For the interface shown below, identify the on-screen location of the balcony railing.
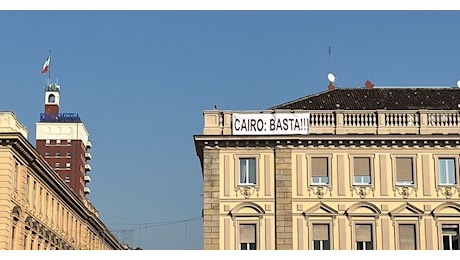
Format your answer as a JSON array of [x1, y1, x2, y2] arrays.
[[201, 109, 460, 135]]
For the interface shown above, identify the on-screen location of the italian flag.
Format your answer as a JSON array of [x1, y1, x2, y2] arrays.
[[42, 54, 50, 73]]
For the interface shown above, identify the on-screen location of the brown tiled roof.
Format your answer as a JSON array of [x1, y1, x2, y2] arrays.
[[268, 87, 460, 110]]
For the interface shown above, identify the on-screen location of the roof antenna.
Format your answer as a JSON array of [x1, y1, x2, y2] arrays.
[[327, 46, 336, 87]]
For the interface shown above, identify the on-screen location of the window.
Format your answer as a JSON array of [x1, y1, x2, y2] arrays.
[[398, 224, 417, 250], [239, 223, 257, 250], [13, 161, 18, 190], [11, 226, 15, 250], [55, 163, 60, 169], [66, 151, 71, 157], [32, 181, 36, 204], [56, 151, 61, 157], [48, 94, 55, 103], [25, 175, 30, 201], [355, 224, 373, 250], [442, 224, 459, 250], [353, 157, 372, 185], [395, 157, 414, 185], [65, 175, 71, 182], [311, 157, 329, 185], [45, 151, 50, 157], [66, 163, 71, 168], [438, 158, 457, 185], [67, 139, 71, 145], [45, 139, 50, 145], [56, 139, 61, 144], [45, 193, 49, 218], [239, 158, 256, 185], [312, 224, 330, 250]]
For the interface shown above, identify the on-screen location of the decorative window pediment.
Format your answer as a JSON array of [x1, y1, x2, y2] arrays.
[[432, 202, 460, 221], [229, 202, 265, 220], [389, 202, 424, 222], [345, 202, 381, 218]]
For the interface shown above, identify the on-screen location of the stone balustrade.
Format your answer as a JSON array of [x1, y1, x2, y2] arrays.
[[202, 109, 460, 135]]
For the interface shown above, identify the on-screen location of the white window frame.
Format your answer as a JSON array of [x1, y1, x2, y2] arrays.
[[350, 155, 374, 186], [439, 222, 460, 250], [307, 155, 332, 187], [353, 222, 375, 250], [391, 155, 417, 187], [434, 155, 459, 186], [237, 221, 259, 250], [234, 155, 259, 187], [310, 222, 332, 250]]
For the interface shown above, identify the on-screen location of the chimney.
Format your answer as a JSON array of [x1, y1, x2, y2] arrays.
[[365, 80, 374, 89], [328, 82, 335, 90]]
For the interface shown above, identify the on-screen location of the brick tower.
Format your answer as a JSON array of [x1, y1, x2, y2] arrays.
[[35, 82, 92, 199]]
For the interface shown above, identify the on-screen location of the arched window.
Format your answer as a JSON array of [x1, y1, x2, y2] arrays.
[[48, 94, 55, 103]]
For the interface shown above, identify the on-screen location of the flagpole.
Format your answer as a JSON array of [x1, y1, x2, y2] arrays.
[[48, 49, 51, 85]]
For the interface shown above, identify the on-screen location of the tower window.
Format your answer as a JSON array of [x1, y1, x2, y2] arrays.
[[48, 94, 55, 103]]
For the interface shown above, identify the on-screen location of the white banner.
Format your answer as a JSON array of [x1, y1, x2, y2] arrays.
[[232, 112, 310, 135]]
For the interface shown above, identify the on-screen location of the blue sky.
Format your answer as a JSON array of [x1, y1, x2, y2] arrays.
[[1, 7, 460, 250]]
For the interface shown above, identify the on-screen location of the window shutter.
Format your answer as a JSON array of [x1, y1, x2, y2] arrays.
[[312, 158, 328, 177], [313, 224, 329, 240], [399, 224, 416, 250], [354, 158, 370, 176], [397, 158, 413, 181], [240, 224, 256, 243], [356, 224, 372, 241]]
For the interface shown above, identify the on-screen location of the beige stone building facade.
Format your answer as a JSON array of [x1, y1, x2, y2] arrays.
[[194, 82, 460, 250], [0, 111, 125, 250]]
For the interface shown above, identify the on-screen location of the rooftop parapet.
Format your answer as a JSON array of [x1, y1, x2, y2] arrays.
[[202, 109, 460, 136], [0, 111, 28, 138]]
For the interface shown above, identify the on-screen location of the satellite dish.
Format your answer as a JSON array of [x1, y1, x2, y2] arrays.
[[456, 80, 460, 88], [327, 72, 336, 83]]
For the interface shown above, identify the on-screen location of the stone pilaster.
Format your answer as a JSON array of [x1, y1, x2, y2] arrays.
[[202, 148, 220, 250], [274, 147, 293, 250]]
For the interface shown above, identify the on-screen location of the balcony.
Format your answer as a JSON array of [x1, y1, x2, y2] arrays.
[[202, 109, 460, 136], [84, 187, 91, 194], [85, 152, 92, 160], [86, 141, 92, 149], [84, 175, 91, 182], [84, 164, 92, 171]]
